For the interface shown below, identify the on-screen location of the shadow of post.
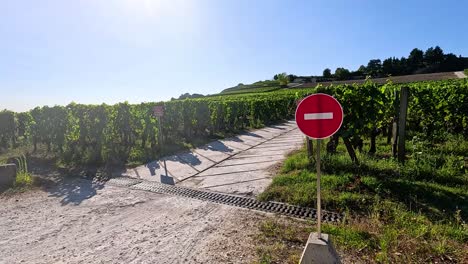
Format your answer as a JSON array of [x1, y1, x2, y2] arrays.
[[160, 174, 175, 185], [46, 177, 104, 206]]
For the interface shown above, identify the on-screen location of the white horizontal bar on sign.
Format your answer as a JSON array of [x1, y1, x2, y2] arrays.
[[304, 112, 333, 120]]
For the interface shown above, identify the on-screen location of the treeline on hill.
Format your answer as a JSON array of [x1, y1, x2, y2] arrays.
[[172, 93, 205, 100], [276, 46, 468, 82], [0, 79, 467, 167]]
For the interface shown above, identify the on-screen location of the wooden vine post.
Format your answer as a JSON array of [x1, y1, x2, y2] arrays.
[[391, 86, 409, 162], [397, 87, 409, 163]]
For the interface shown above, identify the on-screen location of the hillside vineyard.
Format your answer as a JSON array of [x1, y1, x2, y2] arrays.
[[0, 79, 467, 165]]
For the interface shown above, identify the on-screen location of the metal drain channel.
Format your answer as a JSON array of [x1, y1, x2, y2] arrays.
[[108, 177, 343, 222]]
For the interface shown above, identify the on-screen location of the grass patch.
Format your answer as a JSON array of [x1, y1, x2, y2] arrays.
[[14, 155, 33, 187], [0, 155, 35, 194], [257, 135, 468, 262], [253, 219, 311, 264]]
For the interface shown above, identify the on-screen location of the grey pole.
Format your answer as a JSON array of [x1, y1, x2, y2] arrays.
[[316, 138, 322, 239], [158, 116, 168, 176]]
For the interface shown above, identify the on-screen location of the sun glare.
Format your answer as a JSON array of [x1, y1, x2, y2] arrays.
[[121, 0, 193, 19]]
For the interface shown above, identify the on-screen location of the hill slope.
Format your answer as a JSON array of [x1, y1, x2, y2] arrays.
[[220, 71, 462, 95], [297, 71, 461, 88], [220, 80, 282, 95]]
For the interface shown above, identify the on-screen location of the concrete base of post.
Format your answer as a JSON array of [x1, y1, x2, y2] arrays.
[[0, 164, 17, 191], [300, 232, 341, 264]]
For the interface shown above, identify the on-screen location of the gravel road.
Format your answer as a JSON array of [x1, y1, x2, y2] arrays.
[[0, 121, 307, 263], [0, 179, 270, 264]]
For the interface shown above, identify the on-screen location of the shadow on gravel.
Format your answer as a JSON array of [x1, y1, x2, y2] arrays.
[[201, 141, 234, 153], [223, 137, 244, 143], [146, 160, 160, 176], [46, 177, 104, 206], [143, 153, 203, 177], [266, 125, 287, 130], [169, 153, 202, 167], [242, 132, 263, 138]]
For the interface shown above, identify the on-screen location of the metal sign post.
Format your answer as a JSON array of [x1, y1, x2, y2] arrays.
[[295, 94, 343, 240], [316, 138, 321, 238], [153, 105, 168, 177], [158, 116, 168, 177]]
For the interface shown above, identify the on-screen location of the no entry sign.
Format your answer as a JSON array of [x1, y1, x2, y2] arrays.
[[295, 93, 344, 240], [295, 93, 343, 139], [153, 105, 165, 118]]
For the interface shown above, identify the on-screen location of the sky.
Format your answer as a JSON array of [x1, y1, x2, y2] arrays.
[[1, 0, 467, 112]]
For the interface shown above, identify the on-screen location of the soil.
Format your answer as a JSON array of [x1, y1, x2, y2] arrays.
[[0, 178, 269, 264]]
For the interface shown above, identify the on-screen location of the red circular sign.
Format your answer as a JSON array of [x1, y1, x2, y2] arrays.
[[295, 93, 343, 139]]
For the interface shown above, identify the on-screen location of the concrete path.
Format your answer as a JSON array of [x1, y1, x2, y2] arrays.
[[455, 71, 467, 78], [122, 121, 303, 196]]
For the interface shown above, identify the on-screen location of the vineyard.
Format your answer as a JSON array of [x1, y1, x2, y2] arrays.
[[0, 79, 467, 167], [219, 80, 283, 95]]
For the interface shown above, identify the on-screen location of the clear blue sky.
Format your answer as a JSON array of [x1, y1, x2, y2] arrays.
[[1, 0, 467, 112]]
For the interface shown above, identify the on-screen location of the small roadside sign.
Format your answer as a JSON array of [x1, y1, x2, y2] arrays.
[[295, 93, 343, 240], [153, 105, 165, 117], [153, 104, 168, 178], [295, 93, 343, 139]]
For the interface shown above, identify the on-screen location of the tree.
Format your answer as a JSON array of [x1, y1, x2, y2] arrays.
[[276, 73, 289, 87], [334, 68, 351, 80], [366, 59, 382, 77], [358, 65, 367, 73], [382, 57, 406, 76], [0, 110, 16, 148], [323, 68, 332, 78], [407, 48, 424, 72], [287, 74, 297, 82], [399, 57, 410, 75], [424, 46, 444, 66], [178, 93, 205, 100], [441, 53, 465, 72], [382, 57, 395, 75], [16, 112, 32, 141]]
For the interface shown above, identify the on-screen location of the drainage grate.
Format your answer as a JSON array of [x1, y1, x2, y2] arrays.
[[107, 177, 343, 222], [107, 177, 143, 187]]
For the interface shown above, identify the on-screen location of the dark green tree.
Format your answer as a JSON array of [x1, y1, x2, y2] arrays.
[[382, 57, 395, 75], [0, 110, 16, 148], [366, 59, 382, 77], [358, 65, 367, 74], [323, 68, 332, 78], [287, 74, 297, 82], [407, 48, 424, 72], [424, 46, 445, 66], [276, 73, 289, 87], [334, 68, 351, 80]]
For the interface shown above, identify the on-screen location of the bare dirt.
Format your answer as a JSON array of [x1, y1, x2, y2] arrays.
[[0, 178, 270, 264]]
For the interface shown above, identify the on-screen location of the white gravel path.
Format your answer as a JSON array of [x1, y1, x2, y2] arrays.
[[0, 121, 306, 264]]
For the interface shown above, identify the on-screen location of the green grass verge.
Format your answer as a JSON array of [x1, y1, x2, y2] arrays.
[[14, 155, 33, 187], [464, 69, 468, 77], [0, 155, 34, 194], [257, 135, 468, 262]]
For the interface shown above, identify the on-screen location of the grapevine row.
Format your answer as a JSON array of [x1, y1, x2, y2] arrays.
[[0, 79, 467, 166]]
